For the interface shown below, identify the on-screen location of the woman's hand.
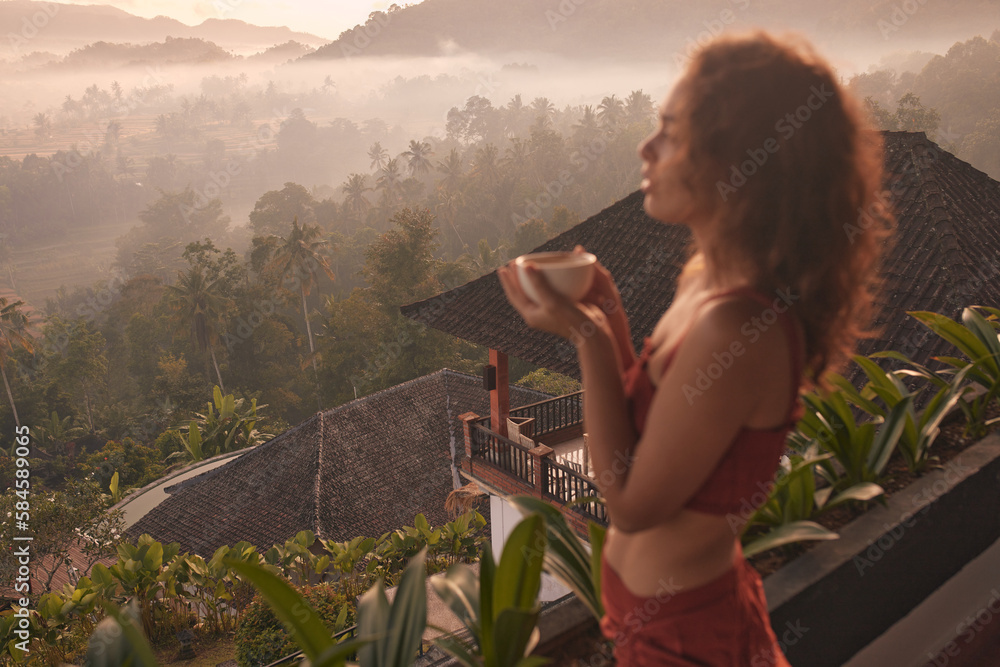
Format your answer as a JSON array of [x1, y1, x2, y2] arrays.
[[576, 245, 626, 317], [572, 246, 637, 367], [497, 259, 612, 347]]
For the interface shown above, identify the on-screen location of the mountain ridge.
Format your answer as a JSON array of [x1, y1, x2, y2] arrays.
[[0, 0, 327, 54], [300, 0, 1000, 61]]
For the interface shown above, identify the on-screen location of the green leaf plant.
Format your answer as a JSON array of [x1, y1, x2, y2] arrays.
[[741, 449, 884, 558], [431, 513, 550, 667], [898, 307, 1000, 439], [507, 495, 605, 622], [794, 377, 911, 490], [838, 353, 974, 473]]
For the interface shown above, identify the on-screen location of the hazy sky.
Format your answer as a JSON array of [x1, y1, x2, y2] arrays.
[[55, 0, 419, 39]]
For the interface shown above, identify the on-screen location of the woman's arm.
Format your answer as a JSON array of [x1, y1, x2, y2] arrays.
[[582, 300, 773, 533], [578, 255, 637, 372], [498, 262, 775, 534]]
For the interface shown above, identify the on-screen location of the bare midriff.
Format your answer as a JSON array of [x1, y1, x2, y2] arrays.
[[604, 514, 739, 596], [601, 271, 802, 597]]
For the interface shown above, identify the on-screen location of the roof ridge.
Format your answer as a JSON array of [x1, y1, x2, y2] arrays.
[[314, 410, 324, 540], [320, 368, 451, 416], [905, 133, 974, 290]]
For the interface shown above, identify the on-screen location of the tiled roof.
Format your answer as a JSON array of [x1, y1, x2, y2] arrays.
[[0, 539, 116, 601], [860, 132, 1000, 363], [125, 370, 547, 557], [402, 190, 689, 377], [402, 132, 1000, 381]]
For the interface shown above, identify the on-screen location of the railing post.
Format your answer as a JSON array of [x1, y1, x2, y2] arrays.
[[458, 412, 479, 474], [529, 444, 553, 498], [489, 349, 510, 437]]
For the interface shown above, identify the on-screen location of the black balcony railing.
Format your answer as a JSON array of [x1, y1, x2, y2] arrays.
[[543, 457, 608, 525], [471, 423, 535, 487], [475, 391, 584, 438], [509, 391, 584, 438]]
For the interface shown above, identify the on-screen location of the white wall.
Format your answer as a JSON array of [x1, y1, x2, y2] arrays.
[[490, 494, 571, 603]]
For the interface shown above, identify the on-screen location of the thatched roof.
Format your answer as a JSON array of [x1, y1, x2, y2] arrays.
[[402, 132, 1000, 380], [126, 370, 547, 556]]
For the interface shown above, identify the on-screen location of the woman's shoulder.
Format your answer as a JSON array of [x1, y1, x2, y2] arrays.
[[686, 289, 794, 364]]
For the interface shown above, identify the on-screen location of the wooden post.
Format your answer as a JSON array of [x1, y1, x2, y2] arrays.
[[490, 348, 510, 437], [458, 412, 479, 473], [529, 444, 553, 498]]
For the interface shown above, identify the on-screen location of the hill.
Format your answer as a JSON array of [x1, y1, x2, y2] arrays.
[[301, 0, 1000, 61], [50, 37, 236, 69], [0, 1, 326, 55]]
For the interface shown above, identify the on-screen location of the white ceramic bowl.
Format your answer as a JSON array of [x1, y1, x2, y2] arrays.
[[514, 251, 597, 303]]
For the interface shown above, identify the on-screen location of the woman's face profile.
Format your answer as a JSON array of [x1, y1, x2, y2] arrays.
[[638, 82, 706, 227]]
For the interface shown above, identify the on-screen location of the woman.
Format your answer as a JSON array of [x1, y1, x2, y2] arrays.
[[497, 31, 892, 665]]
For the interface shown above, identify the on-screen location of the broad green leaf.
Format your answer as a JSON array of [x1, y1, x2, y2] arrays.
[[867, 397, 911, 476], [910, 310, 987, 361], [357, 579, 389, 667], [829, 372, 882, 415], [870, 351, 948, 387], [742, 521, 839, 558], [186, 422, 203, 462], [478, 546, 495, 660], [588, 522, 606, 618], [493, 608, 542, 666], [383, 548, 427, 667], [962, 308, 1000, 376], [494, 515, 546, 615], [824, 482, 884, 509], [109, 471, 120, 502]]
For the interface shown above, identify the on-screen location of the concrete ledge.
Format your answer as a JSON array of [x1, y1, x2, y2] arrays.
[[764, 433, 1000, 666]]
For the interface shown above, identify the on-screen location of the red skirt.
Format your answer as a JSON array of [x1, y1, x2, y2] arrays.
[[599, 545, 791, 666]]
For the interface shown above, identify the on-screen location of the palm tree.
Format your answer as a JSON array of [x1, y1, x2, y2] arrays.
[[597, 95, 624, 131], [501, 138, 531, 171], [434, 190, 466, 250], [375, 158, 402, 203], [266, 219, 335, 374], [503, 94, 527, 137], [104, 120, 122, 148], [624, 90, 654, 127], [471, 144, 500, 190], [0, 297, 32, 428], [435, 148, 465, 192], [461, 239, 507, 274], [573, 105, 599, 137], [33, 113, 50, 139], [368, 141, 389, 172], [530, 97, 555, 123], [166, 267, 229, 393], [402, 139, 434, 176], [341, 173, 372, 221]]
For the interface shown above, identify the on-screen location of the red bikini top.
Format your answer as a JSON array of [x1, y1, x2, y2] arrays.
[[621, 285, 805, 516]]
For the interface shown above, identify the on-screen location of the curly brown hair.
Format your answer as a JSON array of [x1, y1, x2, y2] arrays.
[[672, 31, 894, 388]]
